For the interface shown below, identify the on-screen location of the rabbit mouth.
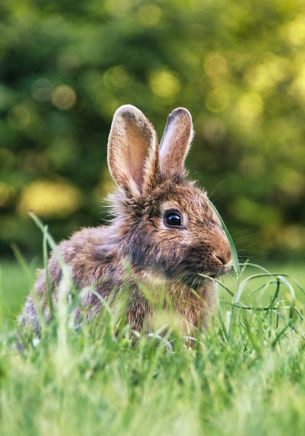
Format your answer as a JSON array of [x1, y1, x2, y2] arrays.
[[209, 264, 232, 278], [145, 259, 232, 286], [181, 264, 231, 284]]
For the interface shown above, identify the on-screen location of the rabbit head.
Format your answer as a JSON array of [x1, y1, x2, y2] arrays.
[[107, 105, 232, 285]]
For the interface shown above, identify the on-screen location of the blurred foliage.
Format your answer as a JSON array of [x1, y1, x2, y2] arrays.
[[0, 0, 305, 260]]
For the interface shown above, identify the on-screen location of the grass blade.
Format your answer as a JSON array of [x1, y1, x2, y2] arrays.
[[208, 199, 240, 276]]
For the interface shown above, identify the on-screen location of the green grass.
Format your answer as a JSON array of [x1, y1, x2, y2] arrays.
[[0, 259, 305, 436]]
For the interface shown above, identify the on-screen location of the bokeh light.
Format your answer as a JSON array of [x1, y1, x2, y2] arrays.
[[0, 0, 304, 260]]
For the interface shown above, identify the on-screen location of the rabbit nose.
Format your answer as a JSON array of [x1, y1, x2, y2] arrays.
[[213, 251, 232, 266]]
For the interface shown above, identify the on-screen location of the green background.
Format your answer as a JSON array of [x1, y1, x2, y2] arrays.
[[1, 0, 305, 262]]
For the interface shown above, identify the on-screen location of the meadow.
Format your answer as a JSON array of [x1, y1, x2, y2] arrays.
[[0, 256, 304, 436]]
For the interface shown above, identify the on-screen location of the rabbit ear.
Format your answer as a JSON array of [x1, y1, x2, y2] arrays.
[[108, 105, 158, 195], [159, 108, 194, 176]]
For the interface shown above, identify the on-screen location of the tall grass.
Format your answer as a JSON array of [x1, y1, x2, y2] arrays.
[[0, 222, 305, 435]]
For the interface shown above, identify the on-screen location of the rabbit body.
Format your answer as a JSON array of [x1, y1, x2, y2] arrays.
[[21, 105, 232, 334]]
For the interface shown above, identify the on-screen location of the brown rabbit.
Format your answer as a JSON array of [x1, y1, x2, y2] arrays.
[[20, 105, 232, 335]]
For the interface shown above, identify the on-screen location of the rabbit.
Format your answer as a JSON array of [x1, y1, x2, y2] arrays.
[[20, 105, 232, 335]]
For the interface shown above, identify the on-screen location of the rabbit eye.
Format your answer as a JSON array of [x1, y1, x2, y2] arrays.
[[164, 210, 183, 228]]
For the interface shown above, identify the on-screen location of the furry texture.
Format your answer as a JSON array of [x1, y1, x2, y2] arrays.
[[20, 105, 232, 335]]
